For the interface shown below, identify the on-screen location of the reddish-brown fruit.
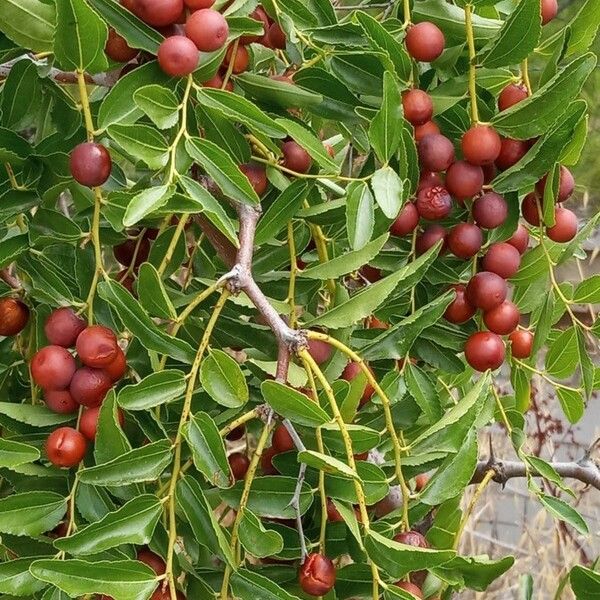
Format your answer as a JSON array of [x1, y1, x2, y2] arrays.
[[261, 446, 279, 475], [268, 22, 286, 49], [326, 499, 344, 522], [374, 488, 402, 518], [414, 120, 440, 142], [547, 207, 578, 243], [462, 125, 502, 166], [0, 297, 29, 336], [224, 44, 250, 74], [70, 367, 113, 408], [113, 237, 150, 269], [105, 28, 138, 62], [394, 530, 429, 548], [418, 134, 455, 172], [229, 452, 250, 481], [45, 390, 79, 414], [282, 141, 312, 173], [201, 72, 224, 88], [498, 83, 528, 112], [390, 203, 419, 236], [416, 185, 452, 221], [76, 325, 119, 368], [402, 89, 434, 126], [405, 21, 445, 62], [496, 138, 528, 170], [541, 0, 558, 25], [70, 143, 112, 187], [157, 35, 198, 76], [482, 163, 497, 184], [447, 223, 482, 259], [417, 171, 443, 192], [307, 338, 332, 365], [445, 160, 484, 202], [360, 265, 382, 282], [341, 361, 374, 406], [46, 427, 87, 468], [472, 191, 508, 229], [416, 225, 446, 255], [507, 223, 530, 254], [367, 315, 388, 329], [536, 165, 575, 202], [509, 330, 534, 359], [299, 553, 336, 596], [483, 300, 520, 335], [132, 0, 184, 26], [465, 331, 505, 371], [117, 270, 135, 295], [466, 272, 508, 311], [79, 406, 125, 441], [521, 192, 541, 226], [149, 587, 185, 600], [44, 308, 86, 348], [185, 9, 229, 52], [272, 424, 295, 453], [481, 243, 521, 279], [414, 473, 429, 492], [184, 0, 214, 7], [444, 284, 476, 324], [226, 424, 245, 441], [137, 549, 167, 576], [104, 347, 127, 381], [240, 6, 269, 43], [31, 346, 77, 390], [395, 581, 424, 598], [239, 163, 268, 196]]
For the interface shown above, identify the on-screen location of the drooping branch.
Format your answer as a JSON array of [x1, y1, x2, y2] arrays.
[[0, 268, 20, 289]]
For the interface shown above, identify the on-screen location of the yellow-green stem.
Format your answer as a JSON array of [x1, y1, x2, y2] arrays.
[[167, 76, 193, 183], [77, 70, 95, 141], [221, 39, 239, 90], [219, 407, 260, 437], [521, 58, 532, 95], [157, 214, 189, 277], [464, 4, 479, 124]]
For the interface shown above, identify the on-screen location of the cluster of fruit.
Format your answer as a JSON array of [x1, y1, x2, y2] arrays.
[[31, 309, 126, 467]]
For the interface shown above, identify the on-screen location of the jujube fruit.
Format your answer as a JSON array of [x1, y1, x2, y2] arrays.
[[282, 140, 312, 173], [0, 297, 29, 336], [536, 165, 575, 202], [45, 427, 87, 468], [461, 125, 502, 166], [509, 330, 534, 359], [418, 133, 455, 172], [341, 361, 374, 406], [70, 143, 112, 187], [466, 271, 507, 311], [45, 390, 78, 414], [150, 587, 185, 600], [45, 307, 86, 348], [547, 207, 577, 243], [223, 44, 250, 74], [76, 325, 119, 368], [226, 425, 245, 441], [326, 499, 344, 522], [239, 163, 268, 196], [394, 530, 429, 548], [414, 473, 429, 491], [31, 346, 77, 390], [157, 36, 198, 76], [183, 0, 214, 8], [113, 236, 150, 268], [483, 300, 520, 335], [307, 338, 332, 364], [481, 242, 521, 279], [137, 549, 167, 576], [132, 0, 183, 26], [360, 265, 382, 282], [185, 9, 229, 52], [402, 89, 433, 126], [416, 185, 452, 221], [70, 367, 113, 408], [272, 424, 295, 453], [498, 83, 528, 111], [390, 203, 419, 236], [444, 284, 476, 324], [472, 191, 508, 229], [229, 452, 250, 481], [105, 28, 138, 63], [521, 193, 540, 226], [414, 120, 440, 142], [104, 347, 127, 381], [417, 171, 443, 191], [240, 7, 270, 44], [268, 23, 286, 49], [395, 581, 423, 599], [416, 225, 446, 255], [447, 223, 482, 259], [299, 553, 336, 596], [261, 446, 279, 475], [496, 138, 528, 170], [465, 331, 505, 371], [507, 223, 530, 254], [444, 160, 483, 201], [79, 406, 125, 441], [405, 21, 445, 62], [541, 0, 558, 25]]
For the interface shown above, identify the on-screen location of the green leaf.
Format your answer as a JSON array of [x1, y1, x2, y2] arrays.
[[79, 440, 172, 486], [30, 560, 158, 600], [491, 54, 596, 139], [94, 390, 131, 466], [539, 493, 588, 535], [564, 0, 600, 56], [556, 388, 585, 424], [404, 363, 442, 423], [0, 557, 46, 596], [54, 0, 108, 73], [298, 449, 358, 479], [545, 326, 579, 379], [238, 508, 284, 558], [123, 185, 175, 227], [0, 0, 55, 52], [0, 491, 66, 537], [0, 128, 31, 164], [346, 181, 374, 250], [231, 569, 302, 600], [186, 136, 260, 206], [137, 263, 177, 319], [478, 0, 541, 68], [118, 370, 185, 411], [98, 280, 195, 363], [0, 233, 29, 268], [369, 72, 403, 164], [133, 85, 180, 130], [574, 275, 600, 303], [365, 530, 455, 578], [320, 423, 381, 454], [183, 412, 231, 489], [570, 565, 600, 599], [261, 381, 330, 427], [370, 166, 404, 219], [0, 438, 40, 468], [176, 476, 234, 566], [301, 233, 388, 280], [200, 349, 249, 409], [434, 555, 515, 592], [197, 104, 250, 165], [0, 401, 73, 427], [54, 495, 162, 555], [107, 123, 169, 170]]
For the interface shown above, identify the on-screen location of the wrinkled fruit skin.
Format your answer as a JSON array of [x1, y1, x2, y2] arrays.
[[416, 185, 453, 221], [31, 345, 77, 391], [299, 553, 336, 596], [45, 427, 87, 468], [0, 297, 29, 336], [45, 308, 86, 348], [70, 143, 112, 187], [465, 332, 505, 371]]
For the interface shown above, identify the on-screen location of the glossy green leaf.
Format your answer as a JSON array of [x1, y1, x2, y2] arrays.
[[545, 326, 579, 379], [0, 438, 40, 468], [0, 0, 55, 52], [0, 557, 47, 596], [0, 492, 66, 537], [199, 349, 249, 408], [261, 380, 330, 427], [133, 85, 179, 130], [369, 71, 403, 163], [107, 123, 169, 170], [118, 370, 185, 410], [238, 508, 284, 558], [123, 185, 175, 227], [298, 449, 358, 479], [346, 181, 374, 250], [370, 166, 404, 219], [235, 72, 323, 109], [539, 494, 588, 535], [230, 569, 302, 600], [570, 565, 600, 599], [137, 262, 177, 319], [0, 401, 73, 427], [556, 388, 585, 424]]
